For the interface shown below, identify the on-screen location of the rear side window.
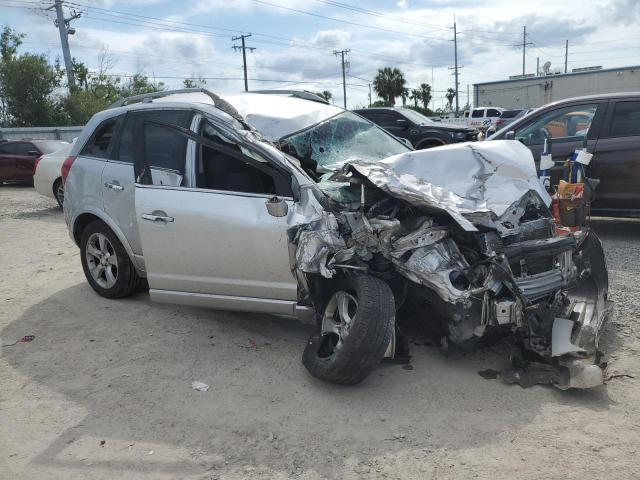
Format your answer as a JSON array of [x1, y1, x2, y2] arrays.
[[608, 101, 640, 137], [0, 143, 16, 154], [81, 117, 121, 159], [501, 110, 521, 119], [119, 110, 192, 185], [13, 142, 36, 156], [471, 109, 484, 118], [487, 108, 501, 117]]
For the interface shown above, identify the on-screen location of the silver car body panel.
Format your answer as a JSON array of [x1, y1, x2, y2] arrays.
[[135, 185, 299, 300]]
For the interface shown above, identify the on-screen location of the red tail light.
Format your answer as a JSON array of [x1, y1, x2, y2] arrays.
[[61, 156, 77, 183], [33, 155, 43, 173], [496, 119, 504, 125]]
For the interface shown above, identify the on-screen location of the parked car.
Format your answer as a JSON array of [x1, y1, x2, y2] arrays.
[[0, 139, 69, 184], [63, 89, 609, 388], [33, 141, 74, 207], [485, 108, 536, 136], [353, 107, 478, 149], [441, 107, 505, 131], [489, 93, 640, 217]]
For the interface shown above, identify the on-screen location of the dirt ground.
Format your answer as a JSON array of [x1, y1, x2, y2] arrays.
[[1, 185, 639, 480]]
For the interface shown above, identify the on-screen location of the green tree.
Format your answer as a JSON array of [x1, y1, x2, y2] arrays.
[[445, 88, 456, 111], [419, 83, 432, 110], [372, 67, 406, 106], [183, 77, 207, 89], [314, 90, 332, 102], [409, 89, 420, 108], [0, 26, 64, 127]]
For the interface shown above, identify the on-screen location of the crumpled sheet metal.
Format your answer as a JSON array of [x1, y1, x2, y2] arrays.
[[337, 140, 551, 232]]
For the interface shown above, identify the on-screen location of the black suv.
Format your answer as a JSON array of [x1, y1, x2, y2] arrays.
[[353, 107, 478, 149], [489, 93, 640, 217]]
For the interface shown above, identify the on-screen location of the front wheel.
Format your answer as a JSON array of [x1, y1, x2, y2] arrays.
[[80, 220, 139, 299], [302, 275, 395, 385]]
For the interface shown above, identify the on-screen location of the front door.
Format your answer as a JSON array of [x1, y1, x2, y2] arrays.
[[590, 99, 640, 211], [134, 117, 297, 304], [512, 101, 607, 188]]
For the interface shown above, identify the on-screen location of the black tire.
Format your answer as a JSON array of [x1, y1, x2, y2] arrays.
[[302, 275, 395, 385], [80, 220, 139, 299], [416, 139, 445, 150], [53, 178, 64, 208]]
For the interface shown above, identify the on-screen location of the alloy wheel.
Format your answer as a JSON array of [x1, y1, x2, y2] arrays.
[[85, 232, 119, 289]]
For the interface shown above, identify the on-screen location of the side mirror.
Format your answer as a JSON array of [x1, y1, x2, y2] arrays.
[[265, 196, 288, 217], [27, 150, 40, 156], [396, 119, 408, 129], [504, 131, 515, 140]]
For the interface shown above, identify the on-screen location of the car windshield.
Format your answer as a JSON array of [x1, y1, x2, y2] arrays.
[[279, 111, 410, 174], [398, 109, 434, 125]]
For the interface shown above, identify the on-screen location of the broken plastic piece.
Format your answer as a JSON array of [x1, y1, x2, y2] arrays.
[[191, 381, 210, 392], [552, 318, 585, 357]]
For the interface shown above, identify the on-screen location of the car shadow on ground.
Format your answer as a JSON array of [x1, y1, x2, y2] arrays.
[[1, 282, 615, 477]]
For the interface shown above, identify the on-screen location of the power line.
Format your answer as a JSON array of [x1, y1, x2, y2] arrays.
[[248, 0, 452, 42]]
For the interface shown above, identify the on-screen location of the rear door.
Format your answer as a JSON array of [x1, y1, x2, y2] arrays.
[[12, 142, 39, 182], [134, 117, 297, 304], [590, 99, 640, 211], [101, 109, 193, 262], [368, 111, 410, 141], [511, 100, 607, 187]]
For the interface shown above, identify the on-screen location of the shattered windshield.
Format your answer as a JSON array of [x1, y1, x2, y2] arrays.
[[278, 111, 410, 174]]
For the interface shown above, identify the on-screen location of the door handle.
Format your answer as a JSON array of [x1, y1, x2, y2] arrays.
[[104, 181, 124, 191], [141, 213, 174, 223]]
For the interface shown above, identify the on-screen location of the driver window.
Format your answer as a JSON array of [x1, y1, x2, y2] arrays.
[[515, 104, 598, 145], [196, 122, 284, 196]]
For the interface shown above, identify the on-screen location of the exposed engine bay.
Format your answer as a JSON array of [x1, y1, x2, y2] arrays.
[[288, 140, 612, 389]]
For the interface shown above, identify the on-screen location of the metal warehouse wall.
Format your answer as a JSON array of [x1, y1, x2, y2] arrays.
[[0, 126, 83, 142], [474, 66, 640, 109]]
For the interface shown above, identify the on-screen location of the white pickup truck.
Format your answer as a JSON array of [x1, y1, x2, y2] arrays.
[[439, 107, 505, 132]]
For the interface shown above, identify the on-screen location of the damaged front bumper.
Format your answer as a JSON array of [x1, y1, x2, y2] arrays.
[[291, 141, 612, 390]]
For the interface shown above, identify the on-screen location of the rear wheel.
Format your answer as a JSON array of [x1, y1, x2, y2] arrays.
[[302, 275, 395, 385], [80, 220, 139, 299], [53, 178, 64, 207]]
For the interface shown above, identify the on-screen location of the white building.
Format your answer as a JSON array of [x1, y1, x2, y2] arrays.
[[473, 65, 640, 109]]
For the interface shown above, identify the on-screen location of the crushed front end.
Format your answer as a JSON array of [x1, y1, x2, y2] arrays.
[[291, 141, 612, 389]]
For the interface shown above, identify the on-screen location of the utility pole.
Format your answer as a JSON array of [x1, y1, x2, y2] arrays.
[[536, 57, 540, 76], [564, 40, 569, 73], [519, 26, 533, 76], [466, 83, 469, 109], [333, 49, 350, 109], [368, 83, 372, 107], [48, 0, 81, 90], [431, 66, 434, 111], [232, 34, 255, 92], [452, 17, 460, 115]]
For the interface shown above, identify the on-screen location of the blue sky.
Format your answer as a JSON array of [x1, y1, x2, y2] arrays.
[[2, 0, 640, 109]]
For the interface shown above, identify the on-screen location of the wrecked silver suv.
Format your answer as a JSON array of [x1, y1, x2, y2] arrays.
[[64, 89, 611, 389]]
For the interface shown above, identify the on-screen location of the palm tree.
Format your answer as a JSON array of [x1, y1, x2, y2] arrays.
[[401, 87, 410, 106], [410, 89, 420, 108], [373, 67, 406, 106], [445, 88, 456, 111], [419, 83, 432, 110]]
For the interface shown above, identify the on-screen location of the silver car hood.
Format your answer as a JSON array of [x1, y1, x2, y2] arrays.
[[324, 140, 550, 232]]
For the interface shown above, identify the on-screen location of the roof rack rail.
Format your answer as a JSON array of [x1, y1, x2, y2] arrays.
[[250, 90, 330, 105], [107, 88, 252, 130]]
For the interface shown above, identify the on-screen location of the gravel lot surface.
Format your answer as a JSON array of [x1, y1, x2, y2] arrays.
[[1, 185, 639, 479]]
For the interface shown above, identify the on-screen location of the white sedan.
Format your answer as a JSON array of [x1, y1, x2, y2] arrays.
[[33, 141, 73, 207]]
